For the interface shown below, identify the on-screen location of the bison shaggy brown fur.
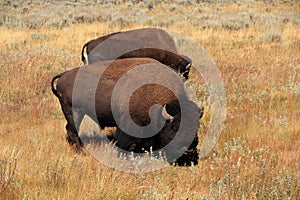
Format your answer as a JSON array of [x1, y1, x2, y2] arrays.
[[51, 58, 202, 166], [81, 27, 192, 80]]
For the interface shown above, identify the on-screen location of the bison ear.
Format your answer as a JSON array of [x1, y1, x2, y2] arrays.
[[162, 105, 174, 123]]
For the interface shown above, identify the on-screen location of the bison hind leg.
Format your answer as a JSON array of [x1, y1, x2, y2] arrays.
[[66, 124, 83, 152], [64, 107, 85, 153]]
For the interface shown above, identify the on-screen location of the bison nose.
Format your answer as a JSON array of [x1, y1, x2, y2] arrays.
[[179, 72, 188, 82], [181, 146, 188, 153]]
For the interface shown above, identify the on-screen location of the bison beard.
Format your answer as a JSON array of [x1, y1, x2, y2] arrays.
[[51, 58, 201, 166]]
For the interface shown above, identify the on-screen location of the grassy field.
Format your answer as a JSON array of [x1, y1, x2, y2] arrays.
[[0, 0, 300, 199]]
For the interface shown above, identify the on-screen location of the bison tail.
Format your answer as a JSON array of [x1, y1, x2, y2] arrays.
[[51, 72, 66, 97], [81, 42, 88, 65]]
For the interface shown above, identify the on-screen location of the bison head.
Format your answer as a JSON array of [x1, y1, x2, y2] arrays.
[[113, 99, 203, 166]]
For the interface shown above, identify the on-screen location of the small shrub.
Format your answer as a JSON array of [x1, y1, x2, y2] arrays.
[[30, 33, 49, 40], [0, 14, 17, 27], [260, 31, 282, 43], [222, 18, 249, 30], [74, 13, 96, 24]]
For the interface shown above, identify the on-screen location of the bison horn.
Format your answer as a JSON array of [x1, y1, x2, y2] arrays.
[[185, 63, 191, 70], [162, 105, 174, 123], [199, 106, 204, 119]]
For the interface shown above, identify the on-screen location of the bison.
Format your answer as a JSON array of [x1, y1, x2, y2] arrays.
[[51, 58, 202, 165], [81, 27, 192, 80]]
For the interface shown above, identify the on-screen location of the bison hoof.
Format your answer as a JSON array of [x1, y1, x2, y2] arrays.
[[66, 136, 84, 153], [173, 150, 199, 166]]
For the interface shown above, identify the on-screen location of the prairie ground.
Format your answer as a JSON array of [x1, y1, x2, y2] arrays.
[[0, 0, 299, 199]]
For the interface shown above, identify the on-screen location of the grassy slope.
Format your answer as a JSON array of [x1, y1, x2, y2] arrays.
[[0, 1, 300, 199]]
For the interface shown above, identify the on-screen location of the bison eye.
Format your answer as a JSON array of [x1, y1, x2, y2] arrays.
[[170, 123, 178, 131]]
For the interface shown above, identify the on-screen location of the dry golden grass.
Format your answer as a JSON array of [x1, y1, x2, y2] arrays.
[[1, 2, 300, 199]]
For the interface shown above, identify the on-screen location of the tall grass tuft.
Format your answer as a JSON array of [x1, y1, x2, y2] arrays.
[[0, 150, 19, 199]]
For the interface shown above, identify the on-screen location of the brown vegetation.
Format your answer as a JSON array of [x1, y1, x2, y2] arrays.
[[0, 0, 299, 199]]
